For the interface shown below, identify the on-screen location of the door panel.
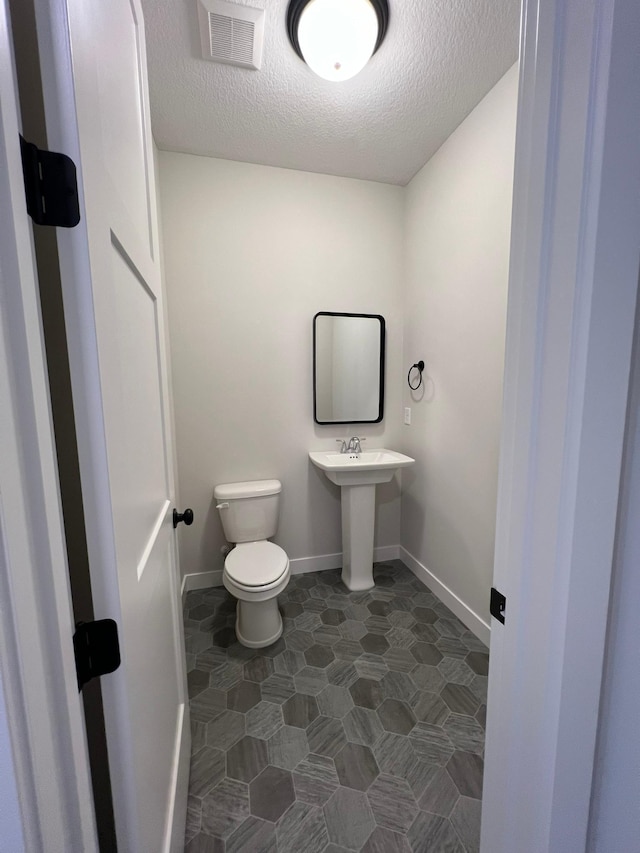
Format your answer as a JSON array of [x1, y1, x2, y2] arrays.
[[34, 0, 189, 849]]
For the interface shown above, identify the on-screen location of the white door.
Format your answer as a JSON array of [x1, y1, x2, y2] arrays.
[[32, 0, 190, 850]]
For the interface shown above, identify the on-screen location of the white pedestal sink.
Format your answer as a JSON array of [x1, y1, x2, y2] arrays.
[[309, 449, 415, 591]]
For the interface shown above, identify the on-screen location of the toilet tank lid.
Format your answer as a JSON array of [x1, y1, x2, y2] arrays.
[[214, 479, 282, 500]]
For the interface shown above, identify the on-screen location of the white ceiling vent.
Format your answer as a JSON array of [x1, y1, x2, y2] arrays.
[[197, 0, 265, 70]]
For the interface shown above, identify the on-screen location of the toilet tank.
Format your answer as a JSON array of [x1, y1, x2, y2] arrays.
[[214, 479, 282, 543]]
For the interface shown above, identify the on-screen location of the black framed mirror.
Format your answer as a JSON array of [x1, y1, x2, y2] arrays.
[[313, 312, 385, 425]]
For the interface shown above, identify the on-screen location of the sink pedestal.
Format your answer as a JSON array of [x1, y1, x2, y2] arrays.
[[341, 484, 376, 591], [308, 449, 415, 592]]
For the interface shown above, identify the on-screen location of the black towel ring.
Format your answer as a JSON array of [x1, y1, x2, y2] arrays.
[[407, 360, 425, 391]]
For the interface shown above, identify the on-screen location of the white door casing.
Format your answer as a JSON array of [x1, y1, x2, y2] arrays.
[[0, 0, 97, 848], [482, 0, 640, 849], [32, 0, 190, 850]]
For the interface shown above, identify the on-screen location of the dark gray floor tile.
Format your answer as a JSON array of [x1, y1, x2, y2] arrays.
[[267, 725, 309, 770], [250, 766, 295, 822], [333, 638, 362, 661], [244, 656, 275, 683], [261, 637, 287, 659], [411, 664, 445, 693], [343, 706, 384, 748], [446, 752, 484, 799], [206, 710, 245, 751], [384, 646, 416, 671], [362, 826, 412, 853], [407, 811, 465, 853], [360, 633, 390, 655], [195, 646, 228, 673], [326, 660, 359, 688], [201, 777, 249, 840], [285, 629, 314, 652], [227, 680, 262, 713], [469, 675, 488, 705], [189, 746, 225, 798], [282, 692, 319, 728], [355, 654, 389, 681], [377, 698, 416, 735], [186, 795, 202, 843], [281, 601, 303, 619], [295, 612, 323, 633], [339, 619, 368, 641], [191, 720, 207, 755], [411, 642, 444, 666], [418, 767, 460, 818], [435, 618, 466, 639], [475, 704, 487, 730], [412, 692, 450, 726], [276, 801, 329, 853], [188, 668, 210, 699], [304, 644, 335, 668], [438, 658, 475, 686], [184, 832, 225, 853], [443, 715, 485, 755], [306, 716, 348, 757], [226, 815, 277, 853], [227, 736, 269, 782], [292, 752, 339, 806], [294, 666, 329, 696], [323, 787, 375, 849], [334, 742, 379, 791], [388, 611, 416, 630], [410, 723, 454, 766], [314, 625, 342, 647], [367, 772, 418, 833], [317, 685, 354, 718], [321, 608, 346, 626], [413, 607, 438, 625], [436, 637, 469, 660], [245, 701, 284, 740], [261, 673, 296, 705], [190, 687, 226, 724], [372, 731, 416, 778], [405, 755, 440, 800], [350, 677, 385, 710], [440, 684, 480, 716], [450, 796, 482, 853], [274, 649, 305, 676], [411, 623, 439, 644], [381, 671, 417, 703], [212, 661, 244, 691]]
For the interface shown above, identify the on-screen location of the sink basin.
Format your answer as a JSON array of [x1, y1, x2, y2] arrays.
[[309, 449, 415, 486], [309, 448, 415, 591]]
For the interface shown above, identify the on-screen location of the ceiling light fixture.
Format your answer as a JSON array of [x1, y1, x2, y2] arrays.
[[286, 0, 389, 82]]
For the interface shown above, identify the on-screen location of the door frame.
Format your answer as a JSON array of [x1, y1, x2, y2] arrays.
[[0, 0, 97, 848], [2, 0, 639, 849], [482, 0, 640, 849]]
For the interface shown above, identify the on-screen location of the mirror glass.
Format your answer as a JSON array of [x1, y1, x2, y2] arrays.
[[313, 312, 385, 424]]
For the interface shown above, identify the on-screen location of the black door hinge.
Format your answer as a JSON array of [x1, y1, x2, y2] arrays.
[[73, 620, 121, 691], [490, 587, 506, 624], [19, 135, 80, 228]]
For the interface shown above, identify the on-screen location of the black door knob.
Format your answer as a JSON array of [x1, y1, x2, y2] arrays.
[[173, 508, 194, 529]]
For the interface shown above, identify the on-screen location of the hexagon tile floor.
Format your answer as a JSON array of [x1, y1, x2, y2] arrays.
[[183, 560, 489, 853]]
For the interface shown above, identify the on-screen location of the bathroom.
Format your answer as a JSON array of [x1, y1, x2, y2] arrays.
[[160, 0, 517, 848]]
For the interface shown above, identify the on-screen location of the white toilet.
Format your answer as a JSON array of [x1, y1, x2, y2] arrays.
[[214, 479, 290, 648]]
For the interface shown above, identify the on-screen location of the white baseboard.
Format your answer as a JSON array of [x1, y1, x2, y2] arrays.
[[180, 545, 401, 598], [399, 546, 491, 646]]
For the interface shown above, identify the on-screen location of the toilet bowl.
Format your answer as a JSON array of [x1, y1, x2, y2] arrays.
[[214, 479, 290, 648]]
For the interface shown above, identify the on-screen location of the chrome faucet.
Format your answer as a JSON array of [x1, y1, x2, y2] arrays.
[[346, 436, 365, 454]]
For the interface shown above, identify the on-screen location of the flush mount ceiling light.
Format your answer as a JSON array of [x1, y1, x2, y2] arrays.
[[287, 0, 389, 82]]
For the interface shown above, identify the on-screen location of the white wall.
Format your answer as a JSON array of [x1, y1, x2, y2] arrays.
[[158, 153, 404, 581], [400, 65, 518, 633]]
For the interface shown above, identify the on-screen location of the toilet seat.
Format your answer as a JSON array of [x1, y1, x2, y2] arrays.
[[225, 541, 288, 590]]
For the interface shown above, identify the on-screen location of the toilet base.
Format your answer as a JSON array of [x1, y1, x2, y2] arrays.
[[235, 596, 283, 649]]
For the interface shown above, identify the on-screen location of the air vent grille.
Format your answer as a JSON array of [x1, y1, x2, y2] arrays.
[[209, 14, 254, 65], [198, 0, 265, 70]]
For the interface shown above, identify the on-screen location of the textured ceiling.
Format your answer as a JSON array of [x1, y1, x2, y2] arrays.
[[141, 0, 520, 186]]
